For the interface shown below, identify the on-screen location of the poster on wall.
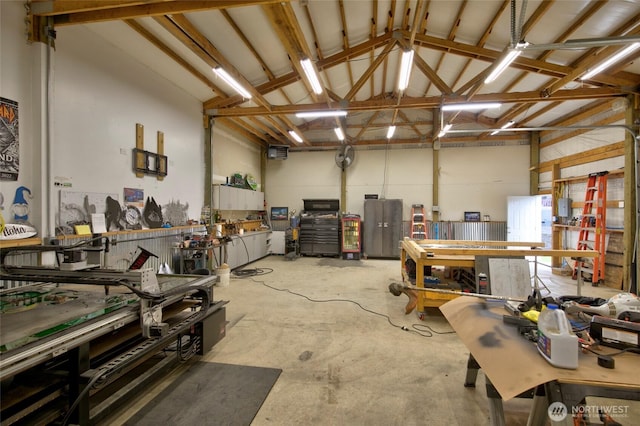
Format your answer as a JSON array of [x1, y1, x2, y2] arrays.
[[0, 97, 19, 181]]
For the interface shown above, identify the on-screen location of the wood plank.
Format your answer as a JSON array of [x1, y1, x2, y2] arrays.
[[413, 247, 599, 258], [416, 239, 545, 247], [605, 252, 624, 267], [157, 130, 164, 181], [0, 237, 43, 249], [607, 233, 624, 253], [135, 123, 144, 178], [401, 238, 597, 259], [604, 264, 623, 290]]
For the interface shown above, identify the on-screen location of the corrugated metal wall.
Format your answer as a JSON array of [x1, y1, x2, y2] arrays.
[[425, 221, 507, 241], [1, 226, 206, 290]]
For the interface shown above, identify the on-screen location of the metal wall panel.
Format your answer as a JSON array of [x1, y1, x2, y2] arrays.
[[426, 222, 506, 241], [1, 226, 206, 289]]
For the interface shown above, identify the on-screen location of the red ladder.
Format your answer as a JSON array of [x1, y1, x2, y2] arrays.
[[410, 204, 427, 240], [574, 171, 608, 285]]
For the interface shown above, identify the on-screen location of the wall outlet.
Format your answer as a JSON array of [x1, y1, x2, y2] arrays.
[[120, 148, 128, 155]]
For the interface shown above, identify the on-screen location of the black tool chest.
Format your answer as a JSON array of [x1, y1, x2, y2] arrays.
[[299, 199, 340, 257]]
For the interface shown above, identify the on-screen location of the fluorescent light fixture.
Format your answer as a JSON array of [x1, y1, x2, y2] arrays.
[[300, 58, 323, 94], [442, 102, 501, 111], [484, 42, 528, 84], [437, 123, 452, 138], [295, 110, 348, 118], [334, 127, 345, 141], [212, 67, 252, 99], [288, 130, 303, 143], [386, 125, 396, 139], [398, 49, 415, 91], [490, 120, 515, 136], [580, 42, 640, 80]]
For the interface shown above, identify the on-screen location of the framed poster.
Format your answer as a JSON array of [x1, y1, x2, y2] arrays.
[[0, 97, 19, 181]]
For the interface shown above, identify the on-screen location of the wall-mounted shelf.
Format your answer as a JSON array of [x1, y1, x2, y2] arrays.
[[0, 237, 43, 249], [552, 225, 624, 234]]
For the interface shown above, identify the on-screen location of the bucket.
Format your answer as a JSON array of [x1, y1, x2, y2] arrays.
[[217, 263, 230, 287]]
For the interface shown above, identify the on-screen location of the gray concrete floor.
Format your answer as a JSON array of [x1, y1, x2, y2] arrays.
[[109, 255, 634, 425]]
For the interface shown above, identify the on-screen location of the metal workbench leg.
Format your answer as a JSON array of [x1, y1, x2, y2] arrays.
[[527, 385, 548, 426], [485, 376, 506, 426], [464, 354, 480, 387], [69, 343, 90, 425]]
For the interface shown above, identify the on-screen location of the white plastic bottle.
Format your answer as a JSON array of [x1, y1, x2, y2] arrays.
[[537, 304, 579, 369]]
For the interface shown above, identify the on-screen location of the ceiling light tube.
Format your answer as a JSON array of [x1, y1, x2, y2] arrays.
[[288, 130, 303, 143], [442, 102, 502, 111], [580, 42, 640, 80], [397, 49, 415, 91], [295, 110, 348, 118], [212, 67, 252, 99], [484, 42, 528, 84], [300, 58, 324, 94], [386, 125, 396, 139], [490, 120, 515, 136], [437, 123, 452, 138], [334, 127, 345, 141]]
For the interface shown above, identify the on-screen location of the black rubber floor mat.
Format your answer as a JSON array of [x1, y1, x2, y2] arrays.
[[125, 361, 282, 426]]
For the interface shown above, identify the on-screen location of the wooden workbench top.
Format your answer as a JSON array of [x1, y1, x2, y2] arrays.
[[402, 238, 598, 259], [413, 238, 545, 248]]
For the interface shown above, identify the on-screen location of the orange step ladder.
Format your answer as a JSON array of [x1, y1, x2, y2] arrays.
[[410, 204, 427, 240], [573, 171, 608, 285]]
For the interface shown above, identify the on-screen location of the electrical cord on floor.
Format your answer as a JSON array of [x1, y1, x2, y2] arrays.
[[233, 267, 274, 277], [249, 277, 455, 338]]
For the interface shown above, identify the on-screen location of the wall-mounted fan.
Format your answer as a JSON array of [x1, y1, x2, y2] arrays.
[[335, 144, 355, 169]]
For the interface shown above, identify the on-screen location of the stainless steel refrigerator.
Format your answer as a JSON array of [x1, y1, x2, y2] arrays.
[[363, 199, 403, 258]]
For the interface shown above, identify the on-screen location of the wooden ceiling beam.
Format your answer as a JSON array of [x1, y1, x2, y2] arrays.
[[206, 87, 627, 117], [125, 19, 222, 95], [448, 0, 509, 93], [422, 0, 465, 96], [345, 40, 396, 101], [204, 32, 394, 110], [216, 118, 267, 147], [410, 32, 638, 87], [48, 0, 285, 25], [413, 50, 453, 95], [168, 14, 273, 111]]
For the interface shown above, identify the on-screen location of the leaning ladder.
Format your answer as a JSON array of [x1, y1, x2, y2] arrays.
[[574, 171, 608, 285]]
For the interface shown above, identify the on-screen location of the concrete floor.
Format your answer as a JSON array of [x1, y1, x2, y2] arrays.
[[109, 255, 631, 425]]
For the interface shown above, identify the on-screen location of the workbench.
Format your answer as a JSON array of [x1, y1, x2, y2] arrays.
[[440, 296, 640, 426], [400, 238, 598, 313], [0, 265, 225, 425]]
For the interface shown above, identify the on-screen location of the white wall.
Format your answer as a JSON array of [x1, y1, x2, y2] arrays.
[[3, 0, 250, 238], [0, 1, 43, 229], [52, 24, 205, 227], [264, 144, 530, 221], [212, 125, 262, 189]]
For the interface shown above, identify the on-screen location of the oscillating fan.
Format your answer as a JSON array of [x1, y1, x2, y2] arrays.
[[335, 144, 355, 170]]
